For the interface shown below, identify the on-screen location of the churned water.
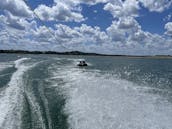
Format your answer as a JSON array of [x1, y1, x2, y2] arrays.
[[0, 54, 172, 129]]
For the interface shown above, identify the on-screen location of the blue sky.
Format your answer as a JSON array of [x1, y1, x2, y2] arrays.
[[0, 0, 172, 55], [26, 0, 172, 34], [136, 5, 172, 34]]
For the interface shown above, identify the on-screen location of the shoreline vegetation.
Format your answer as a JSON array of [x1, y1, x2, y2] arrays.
[[0, 50, 172, 58]]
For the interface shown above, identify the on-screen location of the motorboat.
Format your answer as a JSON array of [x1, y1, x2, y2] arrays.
[[77, 61, 88, 66]]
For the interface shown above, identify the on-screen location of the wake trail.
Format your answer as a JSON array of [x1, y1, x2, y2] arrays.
[[0, 58, 31, 129], [50, 59, 172, 129]]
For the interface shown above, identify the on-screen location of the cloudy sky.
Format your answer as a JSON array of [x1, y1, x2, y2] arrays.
[[0, 0, 172, 55]]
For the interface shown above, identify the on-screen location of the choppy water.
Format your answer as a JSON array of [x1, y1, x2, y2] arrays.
[[0, 54, 172, 129]]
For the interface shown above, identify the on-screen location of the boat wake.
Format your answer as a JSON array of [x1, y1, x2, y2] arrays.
[[0, 58, 33, 129], [0, 57, 172, 129], [50, 59, 172, 129]]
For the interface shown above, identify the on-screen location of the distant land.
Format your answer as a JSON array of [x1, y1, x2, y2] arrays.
[[0, 50, 172, 58]]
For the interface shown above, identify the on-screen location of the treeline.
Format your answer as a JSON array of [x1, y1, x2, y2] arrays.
[[0, 50, 101, 55], [0, 50, 171, 57]]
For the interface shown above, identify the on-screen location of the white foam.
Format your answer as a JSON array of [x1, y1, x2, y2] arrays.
[[24, 91, 47, 129], [0, 58, 31, 129], [51, 64, 172, 129], [14, 58, 29, 68]]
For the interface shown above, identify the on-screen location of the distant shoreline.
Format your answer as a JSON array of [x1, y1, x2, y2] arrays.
[[0, 50, 172, 59]]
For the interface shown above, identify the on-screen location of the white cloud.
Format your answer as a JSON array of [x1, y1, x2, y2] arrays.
[[129, 30, 148, 42], [105, 17, 172, 55], [34, 0, 109, 22], [106, 21, 125, 42], [117, 17, 141, 30], [1, 14, 172, 55], [104, 0, 140, 18], [139, 0, 172, 12], [34, 1, 85, 22], [0, 0, 32, 18], [54, 0, 108, 5], [54, 24, 109, 49], [163, 13, 172, 21], [77, 0, 108, 5], [3, 11, 25, 30], [104, 0, 172, 19], [106, 17, 141, 41], [0, 12, 36, 31], [0, 0, 172, 55], [165, 22, 172, 36]]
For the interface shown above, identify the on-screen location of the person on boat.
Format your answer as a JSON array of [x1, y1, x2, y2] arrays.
[[78, 60, 88, 66]]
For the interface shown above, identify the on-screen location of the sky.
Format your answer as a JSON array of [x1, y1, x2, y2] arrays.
[[0, 0, 172, 55]]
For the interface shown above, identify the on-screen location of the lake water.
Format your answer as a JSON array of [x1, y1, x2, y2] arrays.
[[0, 54, 172, 129]]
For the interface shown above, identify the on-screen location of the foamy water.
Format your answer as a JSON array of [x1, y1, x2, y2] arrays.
[[0, 55, 172, 129], [0, 58, 32, 129], [50, 60, 172, 129]]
